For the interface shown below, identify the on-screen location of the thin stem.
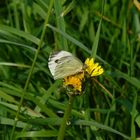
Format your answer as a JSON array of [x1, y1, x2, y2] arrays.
[[57, 95, 75, 140], [10, 1, 54, 139], [93, 78, 113, 99]]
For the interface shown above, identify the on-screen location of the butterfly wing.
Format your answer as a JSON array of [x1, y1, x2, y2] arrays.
[[48, 51, 83, 79]]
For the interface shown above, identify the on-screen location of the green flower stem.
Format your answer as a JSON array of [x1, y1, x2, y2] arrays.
[[10, 1, 54, 139], [57, 95, 75, 140]]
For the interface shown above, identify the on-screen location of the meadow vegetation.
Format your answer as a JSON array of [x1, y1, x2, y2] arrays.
[[0, 0, 140, 139]]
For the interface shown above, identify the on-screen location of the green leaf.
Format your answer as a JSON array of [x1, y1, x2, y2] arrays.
[[0, 24, 40, 45], [75, 120, 130, 140], [91, 19, 102, 58]]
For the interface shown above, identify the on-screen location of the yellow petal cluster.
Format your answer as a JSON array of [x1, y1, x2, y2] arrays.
[[84, 58, 104, 77], [63, 72, 84, 92]]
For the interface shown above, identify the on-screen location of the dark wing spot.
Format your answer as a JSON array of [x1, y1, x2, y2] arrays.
[[55, 56, 71, 64], [55, 59, 59, 63], [55, 59, 58, 63]]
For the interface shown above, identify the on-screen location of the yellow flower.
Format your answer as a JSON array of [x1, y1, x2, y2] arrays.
[[63, 72, 84, 92], [84, 58, 104, 77]]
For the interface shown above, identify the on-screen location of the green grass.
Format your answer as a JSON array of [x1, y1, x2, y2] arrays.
[[0, 0, 140, 139]]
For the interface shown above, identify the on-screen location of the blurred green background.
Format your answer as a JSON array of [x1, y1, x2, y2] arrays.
[[0, 0, 140, 139]]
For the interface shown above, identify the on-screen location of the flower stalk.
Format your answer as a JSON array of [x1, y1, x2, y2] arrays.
[[57, 94, 75, 140]]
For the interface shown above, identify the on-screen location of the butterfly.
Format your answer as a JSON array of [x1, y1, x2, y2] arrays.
[[48, 51, 83, 80]]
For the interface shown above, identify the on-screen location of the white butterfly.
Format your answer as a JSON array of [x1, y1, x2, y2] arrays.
[[48, 51, 83, 80]]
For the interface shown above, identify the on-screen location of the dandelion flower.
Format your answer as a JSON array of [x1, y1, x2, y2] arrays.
[[84, 58, 104, 77], [63, 72, 84, 93]]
